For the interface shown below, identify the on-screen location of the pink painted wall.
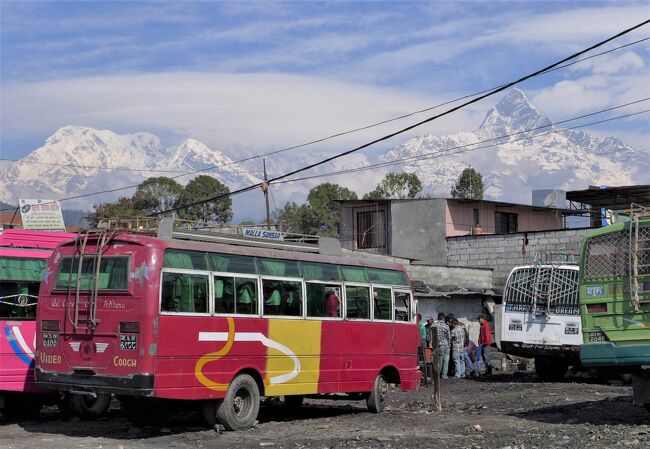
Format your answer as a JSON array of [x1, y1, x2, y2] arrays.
[[445, 200, 563, 236]]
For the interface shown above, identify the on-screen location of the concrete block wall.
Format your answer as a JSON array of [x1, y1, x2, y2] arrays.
[[446, 228, 591, 287]]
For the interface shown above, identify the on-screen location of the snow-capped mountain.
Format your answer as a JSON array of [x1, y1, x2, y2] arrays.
[[1, 88, 647, 222], [384, 89, 648, 202], [0, 126, 263, 208]]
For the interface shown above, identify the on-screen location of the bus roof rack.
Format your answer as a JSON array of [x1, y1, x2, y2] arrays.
[[157, 218, 342, 256]]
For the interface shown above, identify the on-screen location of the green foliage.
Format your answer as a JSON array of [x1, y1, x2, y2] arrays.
[[451, 167, 484, 199], [178, 175, 232, 224], [132, 177, 184, 216], [239, 220, 256, 226], [87, 196, 138, 225], [363, 172, 423, 199], [277, 183, 358, 236]]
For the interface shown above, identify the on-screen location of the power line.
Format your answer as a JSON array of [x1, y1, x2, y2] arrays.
[[274, 109, 650, 185], [154, 20, 650, 216]]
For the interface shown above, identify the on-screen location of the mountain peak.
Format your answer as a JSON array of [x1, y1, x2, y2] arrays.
[[478, 88, 551, 135]]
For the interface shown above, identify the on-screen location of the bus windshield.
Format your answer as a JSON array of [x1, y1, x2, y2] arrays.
[[0, 256, 46, 319], [54, 256, 130, 290]]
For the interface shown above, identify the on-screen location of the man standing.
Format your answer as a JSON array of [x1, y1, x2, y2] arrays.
[[428, 312, 450, 379], [451, 318, 466, 379], [476, 313, 493, 375]]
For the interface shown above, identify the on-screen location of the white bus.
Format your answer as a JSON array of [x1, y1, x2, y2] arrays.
[[495, 262, 581, 380]]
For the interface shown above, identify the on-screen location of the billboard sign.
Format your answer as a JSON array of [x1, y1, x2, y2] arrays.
[[18, 199, 66, 231]]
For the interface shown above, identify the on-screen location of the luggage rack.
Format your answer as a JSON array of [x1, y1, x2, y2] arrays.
[[630, 204, 650, 312]]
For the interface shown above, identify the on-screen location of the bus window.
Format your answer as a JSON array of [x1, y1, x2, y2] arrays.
[[306, 283, 341, 318], [262, 279, 303, 317], [55, 256, 129, 290], [394, 291, 411, 322], [367, 268, 408, 286], [0, 257, 45, 319], [235, 278, 258, 315], [301, 262, 340, 282], [259, 259, 301, 278], [161, 272, 209, 314], [214, 276, 235, 314], [346, 285, 370, 319], [373, 287, 392, 320]]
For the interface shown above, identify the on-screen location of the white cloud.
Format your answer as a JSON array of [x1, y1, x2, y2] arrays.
[[0, 72, 481, 159]]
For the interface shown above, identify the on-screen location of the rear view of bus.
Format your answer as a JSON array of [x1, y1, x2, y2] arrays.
[[36, 229, 419, 430], [579, 212, 650, 412], [495, 259, 581, 380], [0, 229, 75, 417]]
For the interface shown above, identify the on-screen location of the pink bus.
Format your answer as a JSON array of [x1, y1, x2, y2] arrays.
[[35, 230, 420, 429], [0, 229, 110, 418]]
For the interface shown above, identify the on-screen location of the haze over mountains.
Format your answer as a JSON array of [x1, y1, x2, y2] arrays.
[[0, 89, 647, 222]]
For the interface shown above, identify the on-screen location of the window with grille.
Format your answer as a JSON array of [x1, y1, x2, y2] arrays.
[[356, 209, 386, 249], [584, 231, 629, 279]]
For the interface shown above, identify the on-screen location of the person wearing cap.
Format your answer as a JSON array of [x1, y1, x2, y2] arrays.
[[476, 313, 493, 375]]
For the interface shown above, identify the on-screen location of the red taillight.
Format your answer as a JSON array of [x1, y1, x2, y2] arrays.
[[120, 322, 140, 333], [587, 303, 608, 313], [41, 320, 60, 331]]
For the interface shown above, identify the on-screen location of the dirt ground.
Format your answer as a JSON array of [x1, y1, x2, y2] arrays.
[[1, 372, 649, 449]]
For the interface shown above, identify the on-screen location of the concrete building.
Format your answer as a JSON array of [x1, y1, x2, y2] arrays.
[[338, 198, 566, 265]]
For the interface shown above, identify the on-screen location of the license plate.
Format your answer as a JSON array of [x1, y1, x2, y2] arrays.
[[564, 327, 579, 335], [42, 333, 58, 348], [586, 285, 605, 297], [588, 331, 607, 342], [509, 323, 523, 331], [119, 334, 137, 350]]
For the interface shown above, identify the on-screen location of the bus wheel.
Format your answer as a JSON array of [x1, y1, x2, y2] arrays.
[[535, 357, 567, 381], [366, 373, 388, 413], [119, 396, 170, 427], [68, 393, 111, 420], [216, 374, 260, 431], [284, 395, 304, 410], [3, 393, 43, 419]]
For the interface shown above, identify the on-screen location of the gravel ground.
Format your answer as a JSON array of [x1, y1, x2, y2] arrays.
[[1, 372, 648, 449]]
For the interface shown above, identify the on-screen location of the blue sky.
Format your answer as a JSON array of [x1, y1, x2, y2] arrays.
[[1, 0, 649, 162]]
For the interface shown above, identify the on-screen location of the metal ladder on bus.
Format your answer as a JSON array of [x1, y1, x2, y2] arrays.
[[71, 230, 114, 330], [630, 204, 649, 312]]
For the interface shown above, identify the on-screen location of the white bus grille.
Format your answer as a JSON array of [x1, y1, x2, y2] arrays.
[[504, 267, 579, 315]]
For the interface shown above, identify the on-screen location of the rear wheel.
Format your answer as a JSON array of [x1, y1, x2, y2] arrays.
[[366, 373, 388, 413], [215, 374, 260, 431], [68, 393, 111, 420], [535, 357, 568, 381], [284, 395, 304, 410], [119, 396, 170, 427]]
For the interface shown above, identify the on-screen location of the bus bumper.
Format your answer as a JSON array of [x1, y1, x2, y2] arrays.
[[35, 368, 154, 396], [580, 342, 650, 368]]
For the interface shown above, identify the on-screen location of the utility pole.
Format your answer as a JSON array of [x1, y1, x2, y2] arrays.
[[262, 159, 271, 230]]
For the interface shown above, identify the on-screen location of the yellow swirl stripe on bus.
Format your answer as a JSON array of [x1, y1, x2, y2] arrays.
[[195, 317, 236, 392]]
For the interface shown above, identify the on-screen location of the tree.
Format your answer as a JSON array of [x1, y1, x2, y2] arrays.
[[276, 183, 358, 236], [363, 172, 423, 200], [87, 196, 138, 225], [132, 177, 184, 216], [451, 167, 484, 199], [178, 175, 232, 224]]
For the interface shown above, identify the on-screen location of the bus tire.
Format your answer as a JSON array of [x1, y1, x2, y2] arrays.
[[3, 393, 43, 419], [535, 357, 567, 381], [366, 373, 388, 413], [216, 374, 260, 431], [119, 396, 170, 427], [68, 393, 111, 420], [284, 395, 304, 410]]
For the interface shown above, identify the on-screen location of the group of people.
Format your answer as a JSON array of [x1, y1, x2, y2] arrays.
[[418, 312, 493, 379]]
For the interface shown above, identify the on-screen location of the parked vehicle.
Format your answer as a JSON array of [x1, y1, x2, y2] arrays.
[[579, 209, 650, 412], [0, 229, 110, 418], [495, 256, 581, 380], [35, 226, 420, 429]]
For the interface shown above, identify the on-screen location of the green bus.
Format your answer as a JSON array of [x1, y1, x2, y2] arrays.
[[579, 213, 650, 412]]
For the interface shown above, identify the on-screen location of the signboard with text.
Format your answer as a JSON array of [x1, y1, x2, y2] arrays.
[[18, 199, 66, 231], [242, 227, 284, 241]]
